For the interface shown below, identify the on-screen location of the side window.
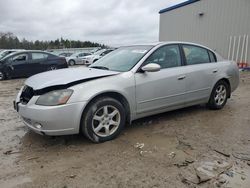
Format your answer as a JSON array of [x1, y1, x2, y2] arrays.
[[183, 45, 210, 65], [12, 53, 28, 62], [144, 45, 181, 69], [32, 53, 48, 60], [208, 51, 217, 62]]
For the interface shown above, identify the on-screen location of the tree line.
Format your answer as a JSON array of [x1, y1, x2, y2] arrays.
[[0, 32, 107, 50]]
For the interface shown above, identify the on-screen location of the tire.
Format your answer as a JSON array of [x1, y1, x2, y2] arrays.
[[207, 80, 229, 110], [81, 97, 126, 143], [69, 60, 75, 66], [0, 71, 6, 81], [48, 66, 57, 71]]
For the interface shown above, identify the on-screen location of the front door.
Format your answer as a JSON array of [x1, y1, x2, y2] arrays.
[[135, 44, 187, 115], [10, 53, 29, 77]]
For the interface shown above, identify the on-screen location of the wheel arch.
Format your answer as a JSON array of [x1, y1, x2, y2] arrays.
[[81, 91, 131, 124], [214, 78, 231, 98], [68, 59, 75, 63]]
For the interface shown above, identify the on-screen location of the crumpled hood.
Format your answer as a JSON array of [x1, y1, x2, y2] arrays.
[[25, 67, 119, 90]]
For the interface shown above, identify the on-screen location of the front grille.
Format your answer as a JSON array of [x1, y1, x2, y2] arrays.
[[20, 86, 34, 104]]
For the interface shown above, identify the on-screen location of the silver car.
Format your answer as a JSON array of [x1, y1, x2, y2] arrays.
[[66, 52, 92, 66], [83, 49, 114, 65], [14, 42, 239, 143]]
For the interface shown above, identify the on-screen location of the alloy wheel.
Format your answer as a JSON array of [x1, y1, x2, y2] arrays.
[[69, 60, 75, 66], [214, 85, 227, 106], [92, 105, 121, 137]]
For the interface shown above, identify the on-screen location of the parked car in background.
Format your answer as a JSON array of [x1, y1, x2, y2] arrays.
[[66, 52, 92, 66], [14, 42, 239, 143], [59, 52, 73, 57], [0, 50, 68, 80], [0, 49, 25, 60], [83, 49, 114, 65]]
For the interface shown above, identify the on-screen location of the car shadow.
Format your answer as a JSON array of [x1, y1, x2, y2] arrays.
[[20, 105, 207, 149], [125, 104, 206, 130]]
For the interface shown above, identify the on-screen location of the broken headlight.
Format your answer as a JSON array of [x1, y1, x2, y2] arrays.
[[36, 89, 73, 106]]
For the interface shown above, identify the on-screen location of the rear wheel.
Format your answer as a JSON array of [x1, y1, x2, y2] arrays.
[[0, 71, 6, 81], [207, 80, 229, 110], [81, 97, 126, 143], [48, 66, 57, 71]]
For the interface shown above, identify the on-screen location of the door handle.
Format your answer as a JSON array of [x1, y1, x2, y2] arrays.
[[178, 76, 186, 80], [213, 69, 218, 73]]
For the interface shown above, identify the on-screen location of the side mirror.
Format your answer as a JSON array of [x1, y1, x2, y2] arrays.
[[141, 63, 161, 72]]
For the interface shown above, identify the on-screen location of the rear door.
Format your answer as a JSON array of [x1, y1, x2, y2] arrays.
[[181, 44, 218, 104], [135, 44, 187, 115], [30, 52, 49, 74]]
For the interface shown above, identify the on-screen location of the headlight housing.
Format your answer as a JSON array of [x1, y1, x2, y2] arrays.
[[36, 89, 73, 106]]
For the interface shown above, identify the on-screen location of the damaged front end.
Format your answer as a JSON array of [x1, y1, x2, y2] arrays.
[[15, 74, 116, 108]]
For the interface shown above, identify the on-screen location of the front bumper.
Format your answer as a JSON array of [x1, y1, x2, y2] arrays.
[[14, 96, 87, 136], [84, 60, 91, 65]]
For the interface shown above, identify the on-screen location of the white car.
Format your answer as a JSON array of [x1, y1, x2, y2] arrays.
[[66, 52, 91, 66], [0, 49, 25, 60], [83, 49, 114, 65]]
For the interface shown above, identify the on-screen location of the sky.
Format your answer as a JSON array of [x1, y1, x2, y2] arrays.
[[0, 0, 185, 46]]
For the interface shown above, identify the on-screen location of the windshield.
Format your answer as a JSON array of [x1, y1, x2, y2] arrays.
[[0, 51, 11, 59], [89, 46, 153, 72], [70, 53, 80, 57], [94, 49, 106, 55]]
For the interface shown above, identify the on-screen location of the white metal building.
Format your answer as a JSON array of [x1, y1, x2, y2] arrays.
[[159, 0, 250, 67]]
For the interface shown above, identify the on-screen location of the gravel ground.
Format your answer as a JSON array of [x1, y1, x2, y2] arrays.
[[0, 72, 250, 188]]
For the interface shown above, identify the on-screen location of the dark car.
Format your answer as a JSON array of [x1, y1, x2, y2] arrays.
[[0, 50, 68, 80]]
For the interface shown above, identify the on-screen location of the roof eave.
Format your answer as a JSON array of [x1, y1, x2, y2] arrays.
[[159, 0, 200, 14]]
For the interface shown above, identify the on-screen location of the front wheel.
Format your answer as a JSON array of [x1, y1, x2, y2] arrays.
[[207, 80, 229, 110], [69, 60, 75, 66], [81, 97, 126, 143]]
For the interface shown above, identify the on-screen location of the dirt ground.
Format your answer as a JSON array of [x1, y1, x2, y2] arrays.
[[0, 72, 250, 188]]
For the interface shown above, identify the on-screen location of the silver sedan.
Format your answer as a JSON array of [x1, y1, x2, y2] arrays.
[[14, 42, 239, 143]]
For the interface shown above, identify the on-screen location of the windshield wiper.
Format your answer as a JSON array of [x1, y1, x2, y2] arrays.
[[90, 66, 109, 70]]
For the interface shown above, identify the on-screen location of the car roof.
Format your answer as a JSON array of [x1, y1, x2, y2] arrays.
[[72, 52, 89, 55], [1, 49, 25, 51], [1, 50, 55, 60], [119, 41, 216, 52]]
